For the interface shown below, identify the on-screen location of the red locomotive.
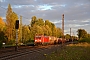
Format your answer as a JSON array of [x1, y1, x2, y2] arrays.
[[34, 35, 58, 45]]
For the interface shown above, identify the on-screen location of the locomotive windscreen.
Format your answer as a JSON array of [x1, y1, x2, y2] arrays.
[[35, 36, 41, 39]]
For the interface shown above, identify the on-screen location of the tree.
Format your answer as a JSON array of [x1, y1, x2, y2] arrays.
[[6, 4, 18, 42], [0, 17, 5, 31], [30, 16, 37, 27], [51, 23, 57, 36], [0, 17, 5, 25], [65, 34, 70, 40], [22, 25, 31, 43], [77, 29, 88, 39], [45, 20, 57, 36], [56, 28, 62, 38], [44, 25, 52, 36], [45, 20, 52, 27], [30, 25, 44, 40], [36, 18, 44, 26], [87, 34, 90, 38], [0, 17, 6, 43]]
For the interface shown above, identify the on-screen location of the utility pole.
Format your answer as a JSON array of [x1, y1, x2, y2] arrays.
[[70, 28, 71, 40], [72, 32, 74, 43], [62, 14, 64, 44], [20, 16, 22, 43]]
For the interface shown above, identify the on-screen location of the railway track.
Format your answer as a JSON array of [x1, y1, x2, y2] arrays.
[[0, 46, 32, 54], [0, 45, 55, 60], [0, 42, 75, 60], [0, 48, 47, 60]]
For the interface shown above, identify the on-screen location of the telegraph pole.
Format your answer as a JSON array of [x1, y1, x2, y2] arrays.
[[72, 32, 74, 42], [62, 14, 64, 44], [20, 16, 22, 43]]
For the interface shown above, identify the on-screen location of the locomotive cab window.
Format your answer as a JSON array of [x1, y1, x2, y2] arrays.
[[35, 36, 41, 39]]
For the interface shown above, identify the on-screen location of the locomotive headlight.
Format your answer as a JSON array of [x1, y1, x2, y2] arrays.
[[39, 40, 41, 42], [35, 40, 37, 42]]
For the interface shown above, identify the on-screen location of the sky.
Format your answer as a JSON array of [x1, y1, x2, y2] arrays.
[[0, 0, 90, 36]]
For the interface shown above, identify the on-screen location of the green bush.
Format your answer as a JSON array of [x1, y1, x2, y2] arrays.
[[0, 41, 2, 48], [26, 40, 34, 43], [7, 40, 15, 45], [79, 38, 90, 43]]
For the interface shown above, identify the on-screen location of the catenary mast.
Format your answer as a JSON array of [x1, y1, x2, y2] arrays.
[[62, 14, 64, 44]]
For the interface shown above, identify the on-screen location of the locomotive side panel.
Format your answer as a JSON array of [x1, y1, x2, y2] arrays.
[[41, 36, 49, 45]]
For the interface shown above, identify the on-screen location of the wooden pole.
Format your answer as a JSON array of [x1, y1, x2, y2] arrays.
[[20, 16, 22, 43]]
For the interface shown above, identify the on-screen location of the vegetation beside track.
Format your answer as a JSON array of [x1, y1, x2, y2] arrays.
[[78, 38, 90, 43], [45, 43, 90, 60]]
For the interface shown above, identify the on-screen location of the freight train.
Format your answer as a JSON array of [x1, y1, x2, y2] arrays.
[[34, 35, 66, 45]]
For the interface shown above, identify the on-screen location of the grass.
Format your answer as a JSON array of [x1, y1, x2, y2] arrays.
[[45, 43, 90, 60], [79, 38, 90, 43]]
